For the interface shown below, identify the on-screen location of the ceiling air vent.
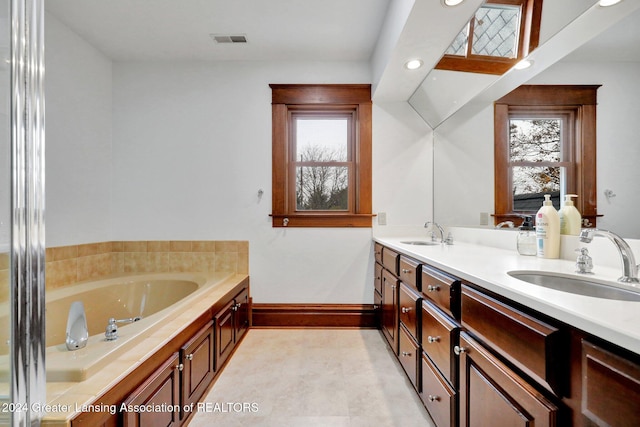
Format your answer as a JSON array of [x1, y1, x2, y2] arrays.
[[210, 34, 248, 44]]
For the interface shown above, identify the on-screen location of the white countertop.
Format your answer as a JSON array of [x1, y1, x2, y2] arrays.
[[374, 235, 640, 356]]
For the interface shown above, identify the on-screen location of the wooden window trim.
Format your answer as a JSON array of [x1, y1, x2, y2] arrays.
[[270, 84, 372, 228], [436, 0, 543, 75], [494, 85, 599, 226]]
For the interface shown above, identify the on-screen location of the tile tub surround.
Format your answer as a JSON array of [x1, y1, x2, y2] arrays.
[[189, 329, 435, 427], [43, 240, 249, 292]]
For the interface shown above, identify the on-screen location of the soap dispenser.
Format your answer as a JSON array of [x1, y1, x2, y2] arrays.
[[559, 194, 581, 235], [536, 194, 560, 259], [517, 216, 536, 256]]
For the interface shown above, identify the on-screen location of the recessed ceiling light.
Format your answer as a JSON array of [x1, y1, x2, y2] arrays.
[[405, 59, 423, 70], [598, 0, 622, 6], [442, 0, 465, 7], [513, 59, 533, 70]]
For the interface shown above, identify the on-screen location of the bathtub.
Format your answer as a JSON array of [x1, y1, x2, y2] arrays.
[[0, 271, 233, 382]]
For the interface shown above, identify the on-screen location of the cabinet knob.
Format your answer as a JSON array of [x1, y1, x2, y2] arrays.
[[428, 395, 440, 402], [402, 268, 411, 274], [427, 285, 440, 292], [401, 307, 412, 313], [176, 363, 184, 371], [373, 305, 380, 310], [186, 353, 193, 361], [401, 351, 412, 357], [391, 284, 396, 289], [427, 336, 440, 344], [453, 345, 466, 356]]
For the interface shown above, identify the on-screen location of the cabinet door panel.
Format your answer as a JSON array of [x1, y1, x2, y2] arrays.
[[399, 282, 421, 340], [459, 333, 558, 427], [399, 325, 420, 391], [421, 353, 456, 427], [421, 300, 459, 386], [123, 352, 181, 427], [461, 285, 565, 396], [399, 255, 421, 291], [582, 340, 640, 426], [382, 268, 399, 355], [234, 287, 250, 343], [374, 262, 382, 294], [215, 300, 236, 371], [182, 321, 215, 409], [382, 247, 399, 275], [421, 265, 460, 319]]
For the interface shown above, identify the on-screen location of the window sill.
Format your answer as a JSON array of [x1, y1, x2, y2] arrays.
[[270, 213, 374, 228]]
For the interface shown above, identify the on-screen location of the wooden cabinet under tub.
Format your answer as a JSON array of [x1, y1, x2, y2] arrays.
[[70, 277, 250, 427]]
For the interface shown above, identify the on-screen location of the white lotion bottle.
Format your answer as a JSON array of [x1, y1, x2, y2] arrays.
[[559, 194, 581, 235], [536, 194, 560, 259]]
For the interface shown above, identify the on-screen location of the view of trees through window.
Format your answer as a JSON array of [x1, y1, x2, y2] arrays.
[[294, 117, 350, 211], [509, 118, 563, 210]]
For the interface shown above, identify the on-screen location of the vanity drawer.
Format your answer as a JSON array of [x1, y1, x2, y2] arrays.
[[399, 325, 420, 391], [374, 263, 382, 294], [461, 285, 565, 396], [399, 283, 421, 340], [421, 300, 459, 386], [382, 247, 399, 275], [374, 243, 383, 264], [421, 265, 460, 319], [399, 255, 421, 291], [421, 352, 456, 427]]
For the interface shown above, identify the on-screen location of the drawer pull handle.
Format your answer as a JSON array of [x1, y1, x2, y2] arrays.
[[453, 345, 466, 356], [186, 354, 193, 361], [401, 351, 412, 357], [427, 336, 440, 343], [401, 307, 412, 313], [402, 268, 411, 274], [427, 285, 440, 292], [428, 395, 440, 402], [176, 363, 184, 371]]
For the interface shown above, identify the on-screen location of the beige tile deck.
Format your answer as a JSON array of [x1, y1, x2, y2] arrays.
[[188, 329, 435, 427]]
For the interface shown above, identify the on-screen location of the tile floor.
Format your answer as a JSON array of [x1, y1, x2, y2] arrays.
[[187, 329, 435, 427]]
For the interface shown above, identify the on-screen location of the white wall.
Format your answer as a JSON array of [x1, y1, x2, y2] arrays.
[[434, 60, 640, 239], [111, 61, 431, 304], [45, 12, 113, 247]]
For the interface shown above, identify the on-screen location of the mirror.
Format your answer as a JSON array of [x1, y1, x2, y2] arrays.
[[430, 1, 640, 239]]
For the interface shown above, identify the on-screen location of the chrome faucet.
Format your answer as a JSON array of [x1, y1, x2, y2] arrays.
[[425, 221, 445, 244], [66, 301, 89, 351], [579, 228, 639, 284], [105, 316, 142, 341], [495, 221, 515, 229]]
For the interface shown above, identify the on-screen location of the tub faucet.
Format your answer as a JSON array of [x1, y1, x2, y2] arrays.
[[105, 316, 142, 341], [66, 301, 89, 351], [425, 221, 445, 244], [579, 228, 639, 284]]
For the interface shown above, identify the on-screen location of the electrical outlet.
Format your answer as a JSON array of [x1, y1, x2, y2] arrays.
[[480, 212, 489, 226], [378, 212, 387, 226]]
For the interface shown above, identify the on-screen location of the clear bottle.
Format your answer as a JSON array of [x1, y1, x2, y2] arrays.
[[517, 216, 537, 256]]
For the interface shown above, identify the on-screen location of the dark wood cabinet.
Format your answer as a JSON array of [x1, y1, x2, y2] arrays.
[[399, 325, 420, 391], [399, 282, 421, 339], [458, 332, 559, 427], [215, 287, 250, 372], [581, 340, 640, 427], [421, 300, 459, 386], [181, 321, 215, 410], [382, 268, 399, 355], [421, 352, 456, 427], [123, 353, 182, 427]]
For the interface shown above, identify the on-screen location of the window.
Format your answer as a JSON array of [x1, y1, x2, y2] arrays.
[[270, 84, 372, 227], [436, 0, 543, 75], [494, 85, 599, 226]]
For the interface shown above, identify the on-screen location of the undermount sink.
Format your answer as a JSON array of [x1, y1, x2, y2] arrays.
[[400, 241, 440, 246], [508, 271, 640, 301]]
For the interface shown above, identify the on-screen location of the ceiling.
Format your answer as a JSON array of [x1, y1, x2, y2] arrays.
[[44, 0, 391, 62]]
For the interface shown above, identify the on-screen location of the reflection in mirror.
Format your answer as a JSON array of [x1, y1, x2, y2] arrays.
[[433, 1, 640, 238], [0, 0, 9, 417], [409, 0, 601, 128]]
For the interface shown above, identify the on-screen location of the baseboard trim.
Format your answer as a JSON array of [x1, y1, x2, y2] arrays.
[[251, 303, 378, 328]]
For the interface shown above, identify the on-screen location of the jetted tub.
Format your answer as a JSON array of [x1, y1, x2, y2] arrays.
[[0, 272, 232, 382]]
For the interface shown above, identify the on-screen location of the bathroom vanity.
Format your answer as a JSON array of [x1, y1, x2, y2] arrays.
[[374, 238, 640, 427]]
